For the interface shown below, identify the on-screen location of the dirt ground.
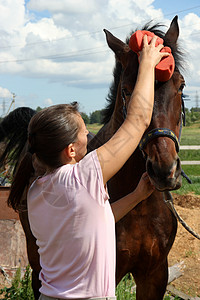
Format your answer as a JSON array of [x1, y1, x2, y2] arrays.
[[168, 193, 200, 297]]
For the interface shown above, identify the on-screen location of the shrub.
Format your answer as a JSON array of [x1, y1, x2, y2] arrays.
[[0, 265, 34, 299]]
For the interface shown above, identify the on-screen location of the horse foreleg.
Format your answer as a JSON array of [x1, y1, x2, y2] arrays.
[[27, 239, 41, 300], [31, 269, 41, 300], [19, 211, 41, 299], [133, 259, 168, 300]]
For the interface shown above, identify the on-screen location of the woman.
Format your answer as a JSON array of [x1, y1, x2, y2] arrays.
[[9, 35, 169, 300]]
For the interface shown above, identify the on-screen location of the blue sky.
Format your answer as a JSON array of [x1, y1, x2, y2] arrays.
[[0, 0, 200, 116]]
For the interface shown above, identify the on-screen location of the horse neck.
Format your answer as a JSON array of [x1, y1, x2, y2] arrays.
[[109, 84, 125, 133]]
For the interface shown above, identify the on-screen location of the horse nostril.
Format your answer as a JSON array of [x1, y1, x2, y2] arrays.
[[147, 156, 181, 181], [176, 156, 181, 170], [146, 156, 182, 191]]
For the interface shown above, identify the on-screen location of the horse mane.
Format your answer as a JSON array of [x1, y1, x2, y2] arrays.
[[0, 107, 36, 172], [102, 21, 185, 124]]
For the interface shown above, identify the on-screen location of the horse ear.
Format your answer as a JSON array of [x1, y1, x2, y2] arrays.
[[103, 29, 130, 65], [165, 15, 179, 44]]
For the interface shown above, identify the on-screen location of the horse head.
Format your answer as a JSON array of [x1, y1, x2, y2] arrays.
[[103, 16, 184, 192]]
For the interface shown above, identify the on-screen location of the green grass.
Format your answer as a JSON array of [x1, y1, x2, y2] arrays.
[[87, 123, 103, 134], [116, 273, 136, 299], [179, 150, 200, 161], [173, 175, 200, 196], [180, 121, 200, 145], [181, 165, 200, 176], [174, 165, 200, 196]]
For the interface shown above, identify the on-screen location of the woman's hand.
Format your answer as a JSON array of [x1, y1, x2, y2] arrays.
[[139, 35, 170, 67], [111, 172, 155, 222], [134, 172, 155, 201]]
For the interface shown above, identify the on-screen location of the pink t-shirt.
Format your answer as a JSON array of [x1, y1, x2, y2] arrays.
[[28, 150, 116, 299]]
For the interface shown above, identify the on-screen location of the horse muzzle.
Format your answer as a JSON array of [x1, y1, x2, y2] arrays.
[[139, 127, 182, 191], [146, 155, 182, 191]]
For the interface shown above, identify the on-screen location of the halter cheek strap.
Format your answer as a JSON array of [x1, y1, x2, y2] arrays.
[[139, 128, 180, 153]]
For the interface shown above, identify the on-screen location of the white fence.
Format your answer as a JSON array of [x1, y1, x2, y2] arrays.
[[181, 161, 200, 165], [180, 145, 200, 165], [180, 146, 200, 150]]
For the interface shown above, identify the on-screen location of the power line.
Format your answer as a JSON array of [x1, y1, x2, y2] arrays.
[[0, 29, 200, 65], [0, 30, 103, 49], [0, 4, 199, 50], [164, 5, 200, 17], [0, 48, 109, 64], [1, 31, 200, 65], [0, 5, 199, 64]]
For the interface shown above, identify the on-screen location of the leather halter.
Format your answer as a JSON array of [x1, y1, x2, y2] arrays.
[[139, 128, 180, 153], [138, 94, 187, 154]]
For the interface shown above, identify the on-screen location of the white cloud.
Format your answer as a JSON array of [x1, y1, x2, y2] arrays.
[[44, 98, 53, 106], [0, 87, 12, 98], [0, 0, 199, 110], [24, 18, 71, 41], [27, 0, 97, 14], [0, 0, 27, 32], [179, 13, 200, 96]]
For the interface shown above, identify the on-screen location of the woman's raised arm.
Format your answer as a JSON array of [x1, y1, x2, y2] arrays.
[[97, 35, 169, 185]]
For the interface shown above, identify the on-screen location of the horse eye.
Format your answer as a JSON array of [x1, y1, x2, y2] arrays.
[[178, 83, 185, 93], [122, 88, 132, 97]]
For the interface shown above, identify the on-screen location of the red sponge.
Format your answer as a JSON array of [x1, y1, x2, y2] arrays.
[[129, 30, 175, 82]]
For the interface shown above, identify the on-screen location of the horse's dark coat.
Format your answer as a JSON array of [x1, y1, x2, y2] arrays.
[[88, 16, 185, 300]]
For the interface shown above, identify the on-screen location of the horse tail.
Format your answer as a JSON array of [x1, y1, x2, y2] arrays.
[[0, 107, 36, 172]]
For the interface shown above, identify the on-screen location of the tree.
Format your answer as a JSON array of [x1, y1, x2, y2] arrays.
[[89, 110, 103, 124], [81, 112, 90, 124], [191, 107, 200, 113], [36, 106, 43, 112]]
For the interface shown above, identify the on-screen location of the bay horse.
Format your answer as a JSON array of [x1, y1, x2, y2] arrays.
[[0, 16, 185, 300], [88, 15, 185, 299]]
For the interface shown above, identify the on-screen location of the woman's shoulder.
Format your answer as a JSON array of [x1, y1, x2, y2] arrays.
[[78, 149, 99, 168]]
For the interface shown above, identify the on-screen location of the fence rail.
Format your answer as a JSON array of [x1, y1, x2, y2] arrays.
[[180, 145, 200, 150], [180, 145, 200, 165], [182, 161, 200, 165]]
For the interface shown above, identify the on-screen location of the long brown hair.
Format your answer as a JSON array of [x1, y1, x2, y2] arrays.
[[8, 103, 80, 211]]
